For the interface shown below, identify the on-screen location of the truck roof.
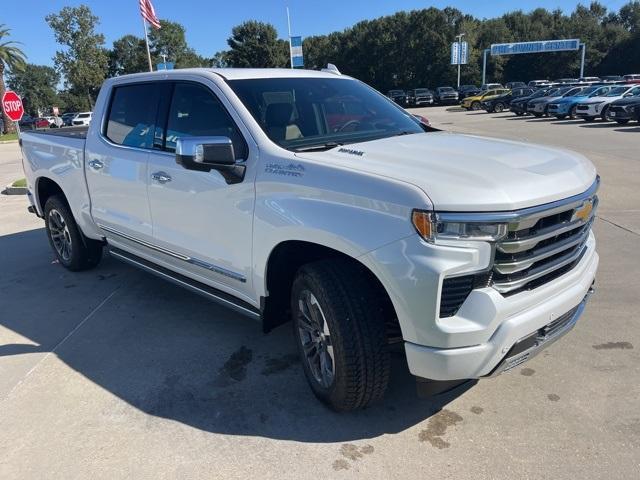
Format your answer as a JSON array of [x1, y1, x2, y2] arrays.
[[108, 68, 347, 83]]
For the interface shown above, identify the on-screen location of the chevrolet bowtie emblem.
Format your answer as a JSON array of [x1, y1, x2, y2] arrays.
[[574, 200, 593, 222]]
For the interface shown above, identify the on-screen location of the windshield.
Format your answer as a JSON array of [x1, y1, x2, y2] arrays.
[[605, 87, 630, 97], [439, 87, 454, 92], [415, 89, 430, 94], [388, 90, 404, 95], [562, 87, 583, 97], [229, 78, 424, 151], [588, 87, 609, 97]]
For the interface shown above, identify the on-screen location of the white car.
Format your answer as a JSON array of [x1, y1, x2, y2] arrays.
[[575, 85, 640, 121], [72, 112, 92, 126], [20, 68, 599, 411]]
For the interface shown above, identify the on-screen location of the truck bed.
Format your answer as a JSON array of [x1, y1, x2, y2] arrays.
[[22, 126, 88, 139]]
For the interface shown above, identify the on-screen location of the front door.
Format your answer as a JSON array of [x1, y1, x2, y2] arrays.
[[146, 81, 256, 301]]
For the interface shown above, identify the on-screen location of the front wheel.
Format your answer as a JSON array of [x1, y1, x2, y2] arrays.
[[471, 101, 481, 111], [44, 195, 103, 271], [494, 102, 505, 113], [569, 105, 578, 119], [291, 260, 390, 411]]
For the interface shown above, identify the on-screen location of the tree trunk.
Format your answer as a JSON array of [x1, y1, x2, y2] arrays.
[[0, 63, 17, 134]]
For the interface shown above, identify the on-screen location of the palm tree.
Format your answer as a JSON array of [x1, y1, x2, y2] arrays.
[[0, 25, 26, 134]]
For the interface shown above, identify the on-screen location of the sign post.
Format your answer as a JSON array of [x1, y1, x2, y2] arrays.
[[451, 35, 468, 88], [2, 90, 24, 136]]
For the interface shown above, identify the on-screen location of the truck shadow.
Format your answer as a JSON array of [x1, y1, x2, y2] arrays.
[[0, 228, 473, 443]]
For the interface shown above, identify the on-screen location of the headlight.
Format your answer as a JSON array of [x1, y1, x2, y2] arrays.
[[412, 210, 508, 243]]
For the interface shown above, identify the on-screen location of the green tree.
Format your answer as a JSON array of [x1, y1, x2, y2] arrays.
[[108, 35, 148, 76], [0, 24, 27, 134], [226, 21, 289, 68], [46, 5, 108, 111], [7, 64, 60, 116]]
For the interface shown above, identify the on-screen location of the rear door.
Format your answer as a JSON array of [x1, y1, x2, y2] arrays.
[[86, 82, 159, 244], [145, 80, 257, 301]]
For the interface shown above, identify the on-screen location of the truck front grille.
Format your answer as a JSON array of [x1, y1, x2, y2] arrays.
[[492, 195, 598, 296]]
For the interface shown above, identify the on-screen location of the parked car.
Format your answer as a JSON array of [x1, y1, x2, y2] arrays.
[[527, 86, 587, 117], [18, 116, 50, 130], [554, 78, 578, 84], [600, 75, 622, 83], [623, 74, 640, 82], [578, 77, 602, 83], [61, 112, 78, 127], [480, 83, 503, 91], [387, 90, 408, 106], [434, 86, 459, 104], [547, 85, 614, 119], [19, 67, 600, 411], [461, 88, 509, 110], [72, 112, 92, 126], [406, 88, 434, 107], [458, 84, 480, 99], [505, 81, 526, 89], [528, 80, 551, 88], [575, 84, 640, 121], [482, 87, 535, 112], [607, 90, 640, 124], [510, 87, 555, 116]]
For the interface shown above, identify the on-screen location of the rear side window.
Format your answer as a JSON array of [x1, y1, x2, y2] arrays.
[[105, 84, 157, 149], [165, 82, 247, 160]]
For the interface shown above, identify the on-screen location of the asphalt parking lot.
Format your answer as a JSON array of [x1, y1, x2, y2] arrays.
[[1, 109, 639, 479]]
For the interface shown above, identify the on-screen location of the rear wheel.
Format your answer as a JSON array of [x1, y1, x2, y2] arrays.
[[494, 102, 505, 113], [44, 195, 103, 271], [291, 259, 390, 411]]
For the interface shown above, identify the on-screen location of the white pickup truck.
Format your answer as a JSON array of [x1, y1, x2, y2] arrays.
[[20, 68, 599, 411]]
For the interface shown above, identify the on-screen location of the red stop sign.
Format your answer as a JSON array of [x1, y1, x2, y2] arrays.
[[2, 91, 24, 122]]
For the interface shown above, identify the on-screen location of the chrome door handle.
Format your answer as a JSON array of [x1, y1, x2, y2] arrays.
[[151, 171, 172, 184], [88, 159, 104, 170]]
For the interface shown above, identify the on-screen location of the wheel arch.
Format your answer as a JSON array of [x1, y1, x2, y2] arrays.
[[261, 240, 399, 339]]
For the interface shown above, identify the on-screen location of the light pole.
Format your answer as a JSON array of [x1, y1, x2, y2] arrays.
[[456, 33, 465, 88]]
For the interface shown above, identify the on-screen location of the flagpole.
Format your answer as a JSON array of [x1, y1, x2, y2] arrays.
[[142, 17, 153, 72], [286, 7, 293, 69]]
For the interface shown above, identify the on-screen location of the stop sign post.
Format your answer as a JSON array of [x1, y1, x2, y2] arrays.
[[2, 91, 25, 133]]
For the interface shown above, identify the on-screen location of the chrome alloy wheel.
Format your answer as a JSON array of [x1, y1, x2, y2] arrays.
[[297, 290, 335, 388], [48, 208, 72, 261]]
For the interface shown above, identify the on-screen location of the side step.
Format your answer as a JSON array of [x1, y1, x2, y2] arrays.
[[109, 247, 261, 320]]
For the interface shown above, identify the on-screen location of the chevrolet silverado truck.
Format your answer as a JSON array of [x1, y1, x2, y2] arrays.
[[20, 68, 599, 411]]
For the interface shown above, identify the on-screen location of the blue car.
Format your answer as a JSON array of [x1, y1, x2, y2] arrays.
[[547, 85, 614, 119]]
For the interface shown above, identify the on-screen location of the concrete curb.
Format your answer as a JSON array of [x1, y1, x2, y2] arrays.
[[0, 140, 19, 144], [2, 184, 27, 195]]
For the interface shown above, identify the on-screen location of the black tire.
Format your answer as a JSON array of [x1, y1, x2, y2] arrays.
[[616, 119, 630, 125], [569, 105, 578, 120], [533, 112, 543, 118], [494, 102, 505, 113], [515, 111, 524, 116], [601, 106, 610, 121], [556, 115, 567, 120], [584, 117, 595, 122], [471, 101, 481, 111], [44, 195, 103, 271], [291, 259, 390, 411]]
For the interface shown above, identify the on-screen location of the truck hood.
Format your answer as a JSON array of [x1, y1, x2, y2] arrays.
[[295, 132, 596, 212]]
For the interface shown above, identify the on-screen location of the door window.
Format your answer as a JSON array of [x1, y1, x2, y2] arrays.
[[165, 82, 247, 160], [105, 84, 157, 149]]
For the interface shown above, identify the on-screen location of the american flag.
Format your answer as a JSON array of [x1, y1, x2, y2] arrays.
[[139, 0, 161, 29]]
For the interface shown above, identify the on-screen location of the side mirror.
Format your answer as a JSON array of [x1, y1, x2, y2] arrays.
[[175, 136, 245, 184]]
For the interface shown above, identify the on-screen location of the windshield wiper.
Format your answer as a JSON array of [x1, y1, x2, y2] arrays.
[[293, 142, 343, 152]]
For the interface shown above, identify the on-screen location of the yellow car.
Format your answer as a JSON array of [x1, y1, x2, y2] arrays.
[[461, 89, 510, 110]]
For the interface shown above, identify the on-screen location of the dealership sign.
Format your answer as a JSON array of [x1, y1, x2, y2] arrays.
[[491, 39, 580, 56], [290, 36, 304, 68], [451, 41, 468, 65]]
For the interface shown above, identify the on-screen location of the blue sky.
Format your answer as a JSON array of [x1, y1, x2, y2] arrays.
[[4, 0, 632, 66]]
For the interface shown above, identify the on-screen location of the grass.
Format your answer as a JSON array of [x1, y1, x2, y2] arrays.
[[11, 178, 26, 188], [0, 132, 19, 142]]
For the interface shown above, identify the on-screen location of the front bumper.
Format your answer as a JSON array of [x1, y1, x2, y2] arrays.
[[402, 239, 598, 380], [576, 104, 602, 118], [414, 98, 434, 105], [527, 102, 546, 113]]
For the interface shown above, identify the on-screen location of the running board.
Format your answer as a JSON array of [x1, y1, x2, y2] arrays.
[[109, 248, 261, 320]]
